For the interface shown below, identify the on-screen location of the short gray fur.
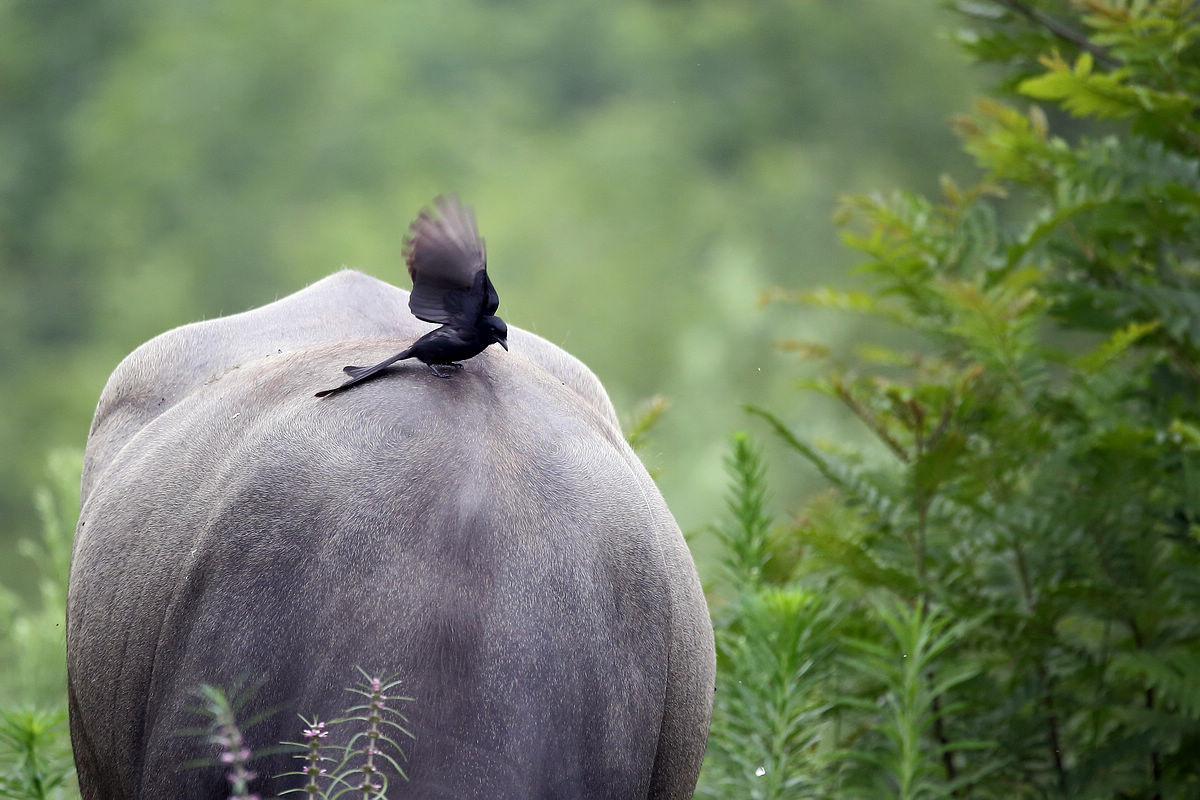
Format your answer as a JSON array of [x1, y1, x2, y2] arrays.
[[66, 270, 715, 799]]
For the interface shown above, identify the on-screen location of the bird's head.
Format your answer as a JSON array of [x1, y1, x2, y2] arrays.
[[486, 316, 509, 351]]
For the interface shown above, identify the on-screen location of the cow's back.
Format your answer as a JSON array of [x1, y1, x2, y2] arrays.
[[67, 271, 714, 799]]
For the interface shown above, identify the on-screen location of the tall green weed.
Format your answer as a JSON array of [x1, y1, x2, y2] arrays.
[[0, 452, 80, 799]]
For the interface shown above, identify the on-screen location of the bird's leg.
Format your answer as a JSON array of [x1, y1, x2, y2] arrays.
[[428, 362, 463, 378]]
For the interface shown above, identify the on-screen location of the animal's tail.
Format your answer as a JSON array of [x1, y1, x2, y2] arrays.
[[315, 347, 414, 397]]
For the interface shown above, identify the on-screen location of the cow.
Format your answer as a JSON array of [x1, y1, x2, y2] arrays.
[[66, 269, 716, 799]]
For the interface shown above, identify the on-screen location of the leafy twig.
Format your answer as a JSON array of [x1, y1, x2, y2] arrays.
[[988, 0, 1124, 68]]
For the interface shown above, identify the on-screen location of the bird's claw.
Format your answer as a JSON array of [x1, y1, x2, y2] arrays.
[[428, 363, 463, 378]]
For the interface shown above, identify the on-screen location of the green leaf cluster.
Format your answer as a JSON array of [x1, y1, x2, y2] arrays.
[[698, 435, 839, 799], [0, 451, 79, 710], [0, 709, 73, 800], [704, 1, 1200, 797], [0, 454, 79, 799]]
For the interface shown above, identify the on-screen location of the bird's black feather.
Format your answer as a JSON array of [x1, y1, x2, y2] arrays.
[[316, 196, 508, 397], [403, 196, 489, 326]]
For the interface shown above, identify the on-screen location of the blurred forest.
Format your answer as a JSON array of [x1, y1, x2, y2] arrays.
[[0, 0, 982, 592]]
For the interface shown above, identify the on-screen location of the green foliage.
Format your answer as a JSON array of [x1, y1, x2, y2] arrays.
[[0, 451, 78, 709], [702, 586, 835, 799], [699, 435, 838, 799], [703, 1, 1200, 797], [280, 671, 413, 799], [0, 709, 73, 800], [711, 434, 773, 591], [1019, 50, 1194, 121], [0, 453, 79, 800], [836, 600, 990, 800], [698, 437, 985, 800], [625, 395, 670, 481], [624, 395, 670, 454]]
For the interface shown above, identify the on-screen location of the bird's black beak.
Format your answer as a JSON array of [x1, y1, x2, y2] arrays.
[[498, 337, 509, 351]]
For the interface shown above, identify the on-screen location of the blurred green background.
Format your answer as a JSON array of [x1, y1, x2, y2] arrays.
[[1, 0, 982, 591]]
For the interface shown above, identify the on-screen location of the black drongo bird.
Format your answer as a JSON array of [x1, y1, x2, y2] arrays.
[[315, 196, 508, 397]]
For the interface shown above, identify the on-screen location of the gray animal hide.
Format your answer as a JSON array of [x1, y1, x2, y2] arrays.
[[66, 270, 715, 799]]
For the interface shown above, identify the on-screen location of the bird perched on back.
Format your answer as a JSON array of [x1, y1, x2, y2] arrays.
[[316, 196, 508, 397]]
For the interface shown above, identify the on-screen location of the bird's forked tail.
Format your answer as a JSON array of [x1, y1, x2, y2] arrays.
[[315, 347, 415, 397]]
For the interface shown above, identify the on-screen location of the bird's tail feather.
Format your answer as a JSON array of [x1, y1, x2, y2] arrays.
[[342, 364, 375, 379], [314, 348, 414, 397]]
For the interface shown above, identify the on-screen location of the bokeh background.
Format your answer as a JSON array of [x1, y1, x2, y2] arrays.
[[1, 0, 982, 590]]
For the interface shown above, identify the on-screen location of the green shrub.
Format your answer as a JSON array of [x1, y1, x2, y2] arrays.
[[698, 435, 838, 799], [703, 2, 1200, 797]]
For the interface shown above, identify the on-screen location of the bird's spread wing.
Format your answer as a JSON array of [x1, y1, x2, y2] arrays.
[[403, 195, 493, 325], [483, 270, 499, 317]]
